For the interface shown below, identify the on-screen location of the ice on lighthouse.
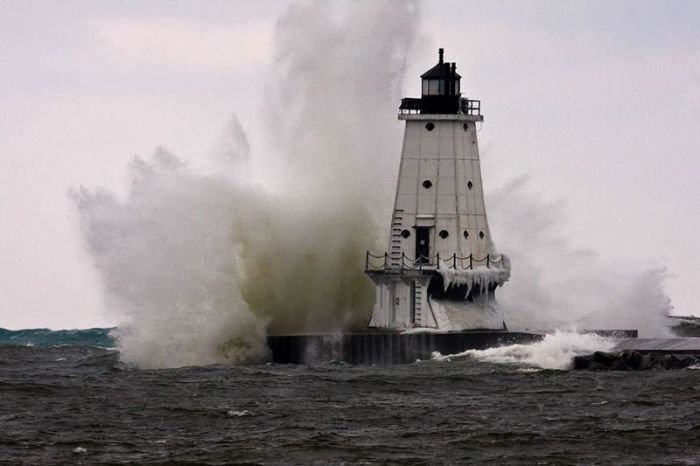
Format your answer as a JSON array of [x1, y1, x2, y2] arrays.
[[365, 48, 511, 331]]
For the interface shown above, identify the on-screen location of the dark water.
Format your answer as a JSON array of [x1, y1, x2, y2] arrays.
[[1, 341, 699, 465]]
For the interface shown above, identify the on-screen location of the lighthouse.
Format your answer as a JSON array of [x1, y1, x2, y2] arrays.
[[266, 49, 635, 363], [366, 49, 511, 331]]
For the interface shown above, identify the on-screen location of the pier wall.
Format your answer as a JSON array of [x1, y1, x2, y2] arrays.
[[267, 331, 543, 364]]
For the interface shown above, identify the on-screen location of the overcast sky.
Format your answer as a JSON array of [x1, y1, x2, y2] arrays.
[[1, 0, 698, 329]]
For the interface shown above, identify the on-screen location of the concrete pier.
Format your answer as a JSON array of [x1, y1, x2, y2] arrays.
[[267, 331, 543, 364]]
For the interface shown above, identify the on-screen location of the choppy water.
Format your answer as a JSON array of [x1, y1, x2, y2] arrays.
[[0, 327, 113, 348], [0, 332, 699, 465]]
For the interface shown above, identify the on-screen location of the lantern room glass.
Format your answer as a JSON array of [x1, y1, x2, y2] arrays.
[[422, 79, 445, 96]]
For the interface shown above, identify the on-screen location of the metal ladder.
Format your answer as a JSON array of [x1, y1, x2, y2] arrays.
[[413, 282, 423, 325], [389, 209, 404, 269]]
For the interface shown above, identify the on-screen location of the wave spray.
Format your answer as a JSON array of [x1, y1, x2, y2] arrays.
[[71, 1, 420, 368], [72, 1, 673, 369]]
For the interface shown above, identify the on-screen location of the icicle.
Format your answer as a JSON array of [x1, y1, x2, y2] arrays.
[[437, 253, 512, 292]]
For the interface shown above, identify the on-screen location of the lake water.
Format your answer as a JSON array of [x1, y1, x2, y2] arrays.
[[0, 335, 698, 465]]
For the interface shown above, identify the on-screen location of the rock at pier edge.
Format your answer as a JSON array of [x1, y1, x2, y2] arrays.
[[574, 350, 699, 370]]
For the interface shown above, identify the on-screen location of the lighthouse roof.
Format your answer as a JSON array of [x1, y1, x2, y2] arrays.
[[421, 62, 461, 79], [399, 48, 480, 116]]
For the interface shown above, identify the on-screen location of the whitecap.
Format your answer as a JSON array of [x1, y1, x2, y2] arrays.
[[431, 330, 615, 370]]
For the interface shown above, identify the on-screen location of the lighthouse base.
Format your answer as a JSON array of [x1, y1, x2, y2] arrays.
[[367, 269, 508, 331], [266, 330, 542, 364]]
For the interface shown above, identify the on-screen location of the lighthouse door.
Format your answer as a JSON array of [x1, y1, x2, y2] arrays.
[[415, 227, 431, 263]]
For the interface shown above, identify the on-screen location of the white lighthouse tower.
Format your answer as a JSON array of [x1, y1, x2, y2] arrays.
[[366, 49, 510, 331]]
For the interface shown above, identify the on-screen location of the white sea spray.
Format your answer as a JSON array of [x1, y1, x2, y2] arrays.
[[433, 330, 616, 370], [70, 1, 676, 369], [71, 1, 420, 368], [487, 176, 674, 337]]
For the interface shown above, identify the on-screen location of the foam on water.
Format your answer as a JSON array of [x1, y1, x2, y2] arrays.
[[433, 330, 616, 370]]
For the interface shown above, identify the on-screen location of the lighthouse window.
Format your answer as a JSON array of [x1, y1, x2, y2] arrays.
[[479, 231, 485, 239], [428, 79, 440, 95], [463, 231, 469, 238], [401, 229, 411, 238], [467, 181, 473, 189], [425, 122, 435, 131], [439, 230, 449, 239], [422, 180, 432, 189], [423, 79, 447, 96], [463, 123, 469, 132]]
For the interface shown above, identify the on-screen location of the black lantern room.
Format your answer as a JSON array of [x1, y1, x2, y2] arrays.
[[420, 48, 461, 114], [399, 48, 481, 117]]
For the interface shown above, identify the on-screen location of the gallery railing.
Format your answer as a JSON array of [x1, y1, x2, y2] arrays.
[[365, 251, 504, 274], [398, 98, 482, 116]]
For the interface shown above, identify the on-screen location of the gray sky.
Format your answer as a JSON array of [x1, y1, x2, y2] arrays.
[[1, 0, 698, 329]]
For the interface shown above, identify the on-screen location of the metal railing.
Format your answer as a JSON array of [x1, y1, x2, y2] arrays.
[[398, 97, 482, 116], [460, 98, 481, 116], [398, 97, 422, 114], [365, 251, 503, 274]]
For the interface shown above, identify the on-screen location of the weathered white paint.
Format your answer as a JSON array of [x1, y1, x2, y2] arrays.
[[368, 108, 510, 331], [394, 117, 493, 259]]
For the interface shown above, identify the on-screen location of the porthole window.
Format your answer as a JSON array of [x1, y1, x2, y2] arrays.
[[425, 122, 435, 131], [422, 180, 432, 189], [463, 231, 469, 239], [439, 230, 449, 239], [467, 181, 473, 190], [401, 229, 411, 238], [479, 231, 485, 239], [463, 123, 469, 132]]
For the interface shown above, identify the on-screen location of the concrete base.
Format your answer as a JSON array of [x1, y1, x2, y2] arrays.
[[267, 331, 543, 364]]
